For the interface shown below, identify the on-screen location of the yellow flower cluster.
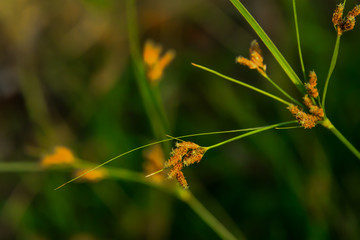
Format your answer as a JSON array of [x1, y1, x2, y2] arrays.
[[236, 40, 267, 76], [143, 40, 175, 84], [333, 4, 360, 35], [74, 168, 107, 182], [41, 146, 75, 167], [165, 141, 207, 189]]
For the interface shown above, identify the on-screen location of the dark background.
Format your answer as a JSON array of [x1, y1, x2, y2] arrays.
[[1, 0, 360, 239]]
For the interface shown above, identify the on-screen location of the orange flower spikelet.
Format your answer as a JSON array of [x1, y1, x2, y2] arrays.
[[143, 40, 162, 66], [332, 3, 344, 34], [288, 105, 318, 129], [143, 39, 175, 84], [332, 4, 360, 35], [288, 90, 324, 129], [236, 40, 266, 76], [305, 71, 319, 98], [176, 171, 188, 189], [164, 141, 207, 189], [41, 146, 75, 167], [303, 95, 324, 119], [74, 168, 107, 182]]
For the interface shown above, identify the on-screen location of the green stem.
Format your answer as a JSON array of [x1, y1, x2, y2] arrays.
[[179, 191, 241, 240], [292, 0, 306, 81], [0, 162, 42, 172], [208, 121, 297, 149], [228, 0, 305, 94], [322, 119, 360, 160], [126, 0, 168, 139], [322, 35, 341, 111], [263, 74, 304, 107], [192, 63, 292, 106]]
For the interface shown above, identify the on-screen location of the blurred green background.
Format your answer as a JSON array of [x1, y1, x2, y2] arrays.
[[1, 0, 360, 239]]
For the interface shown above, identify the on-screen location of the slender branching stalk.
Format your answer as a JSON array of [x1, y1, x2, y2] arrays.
[[292, 0, 306, 81], [262, 74, 303, 107], [207, 121, 297, 149], [322, 35, 341, 111], [126, 0, 169, 138], [181, 191, 241, 240], [192, 63, 292, 106], [321, 119, 360, 159]]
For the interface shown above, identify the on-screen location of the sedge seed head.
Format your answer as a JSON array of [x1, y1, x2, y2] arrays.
[[143, 39, 175, 84], [288, 105, 318, 129], [303, 94, 313, 109], [176, 171, 188, 189], [168, 162, 183, 179], [41, 146, 75, 168], [343, 16, 356, 32], [74, 168, 107, 182], [236, 40, 266, 75], [164, 141, 206, 188], [333, 3, 344, 27], [347, 5, 360, 18]]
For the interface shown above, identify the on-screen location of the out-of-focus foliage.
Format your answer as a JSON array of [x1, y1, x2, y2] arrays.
[[1, 0, 360, 239]]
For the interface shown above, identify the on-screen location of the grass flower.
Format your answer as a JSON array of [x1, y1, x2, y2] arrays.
[[164, 141, 207, 189], [305, 71, 319, 98], [74, 168, 107, 182], [236, 40, 266, 76], [41, 146, 75, 168], [332, 4, 360, 35], [143, 39, 175, 84]]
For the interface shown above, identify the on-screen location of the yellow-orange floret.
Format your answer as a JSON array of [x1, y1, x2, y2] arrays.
[[236, 40, 266, 76], [163, 141, 207, 189], [176, 171, 188, 189], [143, 40, 175, 84], [74, 168, 107, 182], [41, 146, 75, 167]]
